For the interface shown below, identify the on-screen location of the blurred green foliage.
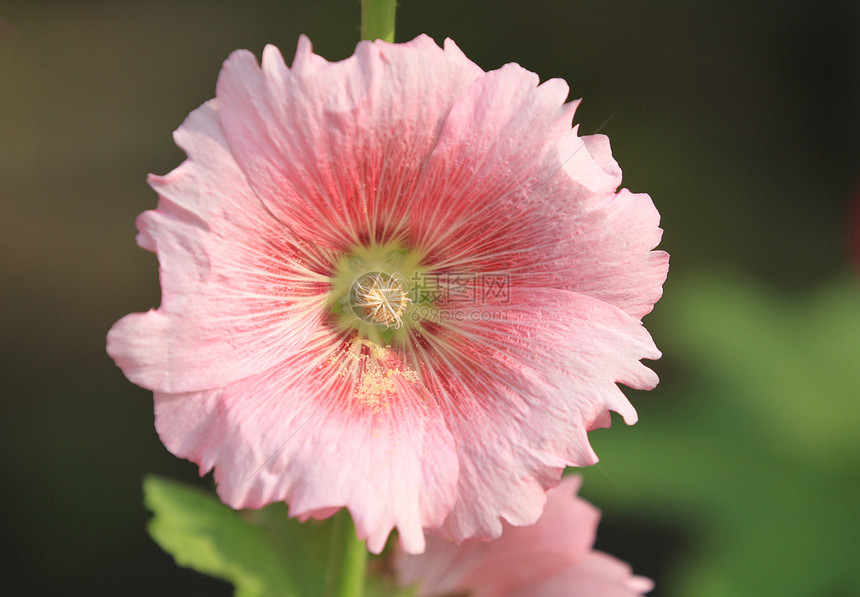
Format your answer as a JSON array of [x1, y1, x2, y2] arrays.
[[582, 272, 860, 597]]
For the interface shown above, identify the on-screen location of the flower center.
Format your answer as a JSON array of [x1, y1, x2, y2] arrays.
[[328, 241, 431, 345], [350, 272, 411, 328]]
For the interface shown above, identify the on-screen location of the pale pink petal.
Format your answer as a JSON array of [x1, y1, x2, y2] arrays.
[[404, 59, 666, 319], [153, 331, 458, 554], [541, 129, 670, 318], [416, 288, 658, 541], [107, 102, 329, 394], [511, 553, 655, 597], [215, 35, 483, 250], [539, 179, 669, 319], [409, 62, 579, 263], [396, 476, 652, 597]]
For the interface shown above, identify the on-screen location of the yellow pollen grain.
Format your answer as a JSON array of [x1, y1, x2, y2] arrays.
[[336, 338, 419, 410]]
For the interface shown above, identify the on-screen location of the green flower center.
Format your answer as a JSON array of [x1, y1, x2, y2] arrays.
[[328, 242, 431, 345]]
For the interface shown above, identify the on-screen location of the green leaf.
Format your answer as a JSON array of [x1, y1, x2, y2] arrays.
[[144, 476, 328, 597]]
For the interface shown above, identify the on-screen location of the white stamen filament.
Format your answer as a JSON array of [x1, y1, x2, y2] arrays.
[[352, 273, 411, 328]]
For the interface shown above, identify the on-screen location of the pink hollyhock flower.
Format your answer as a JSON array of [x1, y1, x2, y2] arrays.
[[395, 475, 654, 597], [107, 35, 667, 554]]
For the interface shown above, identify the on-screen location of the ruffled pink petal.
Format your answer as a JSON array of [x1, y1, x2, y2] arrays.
[[403, 288, 658, 542], [215, 35, 483, 250], [538, 176, 669, 319], [396, 476, 652, 597], [403, 58, 666, 320], [409, 62, 578, 263], [397, 477, 599, 596], [153, 331, 458, 554], [107, 101, 330, 394], [511, 553, 655, 597], [545, 127, 669, 318]]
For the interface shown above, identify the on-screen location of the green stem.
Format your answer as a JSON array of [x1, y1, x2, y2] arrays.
[[324, 510, 368, 597], [360, 0, 397, 42]]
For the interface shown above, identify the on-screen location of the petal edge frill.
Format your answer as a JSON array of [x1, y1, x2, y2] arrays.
[[107, 101, 329, 394], [215, 35, 483, 250], [154, 334, 459, 554], [395, 476, 653, 597], [418, 287, 659, 542]]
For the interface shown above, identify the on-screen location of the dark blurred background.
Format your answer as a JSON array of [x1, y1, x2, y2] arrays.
[[2, 1, 858, 595]]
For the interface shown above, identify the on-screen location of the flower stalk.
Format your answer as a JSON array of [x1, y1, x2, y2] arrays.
[[324, 510, 368, 597], [360, 0, 396, 42]]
